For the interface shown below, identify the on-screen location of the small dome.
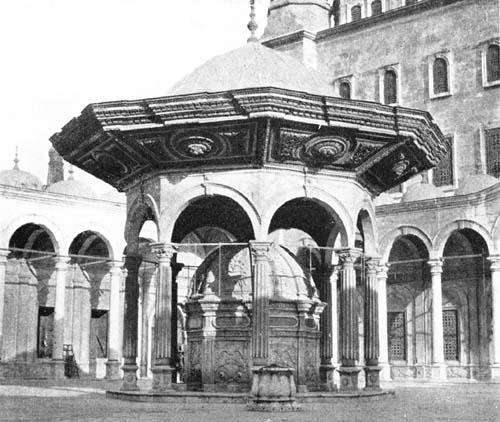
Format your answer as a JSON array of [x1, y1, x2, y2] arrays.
[[402, 183, 442, 202], [97, 189, 126, 203], [0, 167, 43, 190], [455, 174, 499, 196], [47, 178, 96, 199], [168, 42, 334, 97], [190, 244, 319, 302]]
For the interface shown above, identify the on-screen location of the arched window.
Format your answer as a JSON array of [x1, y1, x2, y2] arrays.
[[351, 5, 362, 22], [339, 81, 351, 99], [433, 57, 449, 94], [384, 69, 397, 104], [371, 0, 382, 16], [486, 44, 500, 83]]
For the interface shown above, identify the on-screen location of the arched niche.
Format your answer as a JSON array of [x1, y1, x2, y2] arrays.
[[171, 195, 255, 243], [356, 209, 378, 257]]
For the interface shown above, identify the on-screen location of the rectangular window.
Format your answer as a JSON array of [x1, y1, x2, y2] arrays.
[[443, 309, 459, 361], [388, 311, 406, 361], [433, 136, 454, 186], [486, 127, 500, 178], [37, 307, 54, 358], [90, 310, 108, 359]]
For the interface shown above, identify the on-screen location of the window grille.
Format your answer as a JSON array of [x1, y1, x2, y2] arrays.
[[351, 5, 362, 22], [487, 44, 500, 83], [371, 0, 382, 16], [433, 58, 449, 94], [486, 127, 500, 178], [433, 136, 453, 186], [384, 70, 397, 104], [388, 311, 406, 360], [443, 309, 459, 361], [339, 81, 351, 99]]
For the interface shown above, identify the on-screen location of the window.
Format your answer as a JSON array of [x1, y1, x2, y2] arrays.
[[371, 0, 382, 16], [405, 0, 417, 5], [90, 309, 108, 359], [37, 307, 54, 358], [486, 44, 500, 83], [388, 311, 406, 360], [433, 58, 449, 95], [384, 70, 398, 104], [443, 310, 459, 361], [433, 135, 454, 187], [486, 127, 500, 178], [351, 5, 362, 22], [339, 81, 351, 99]]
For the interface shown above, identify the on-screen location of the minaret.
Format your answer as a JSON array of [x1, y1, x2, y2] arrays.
[[47, 146, 64, 186], [262, 0, 331, 41]]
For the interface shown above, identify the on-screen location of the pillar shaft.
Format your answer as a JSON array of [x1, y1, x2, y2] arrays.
[[250, 241, 272, 366], [377, 264, 389, 368], [0, 251, 8, 360], [53, 257, 69, 361], [320, 266, 338, 365], [106, 262, 123, 379], [428, 260, 444, 365], [489, 256, 500, 366], [364, 259, 379, 366]]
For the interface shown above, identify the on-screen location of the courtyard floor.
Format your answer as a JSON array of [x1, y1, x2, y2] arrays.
[[0, 379, 499, 422]]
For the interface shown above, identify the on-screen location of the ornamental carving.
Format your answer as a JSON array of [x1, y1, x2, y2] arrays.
[[187, 341, 202, 383], [214, 342, 249, 384], [391, 153, 410, 177], [301, 136, 349, 165], [352, 143, 379, 165], [170, 132, 224, 159]]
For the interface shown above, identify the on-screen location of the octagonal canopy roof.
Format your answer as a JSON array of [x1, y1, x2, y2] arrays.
[[168, 42, 334, 97]]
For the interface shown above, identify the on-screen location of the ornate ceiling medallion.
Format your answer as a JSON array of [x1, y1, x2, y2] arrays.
[[301, 136, 349, 165], [170, 131, 228, 160], [184, 137, 214, 156]]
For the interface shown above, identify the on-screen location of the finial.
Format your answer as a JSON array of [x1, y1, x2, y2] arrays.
[[247, 0, 258, 42], [13, 146, 19, 170], [68, 164, 74, 180]]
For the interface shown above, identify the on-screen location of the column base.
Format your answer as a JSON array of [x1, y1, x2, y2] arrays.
[[337, 366, 361, 392], [151, 365, 174, 392], [364, 366, 382, 390], [121, 364, 139, 391], [319, 364, 337, 391], [430, 363, 447, 381], [490, 364, 500, 381], [378, 362, 391, 381], [52, 359, 66, 379], [105, 360, 121, 380]]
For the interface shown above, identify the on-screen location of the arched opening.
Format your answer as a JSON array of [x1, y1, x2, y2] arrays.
[[383, 69, 398, 104], [351, 4, 362, 22], [339, 81, 351, 99], [5, 224, 57, 364], [387, 234, 430, 375], [486, 44, 500, 83], [442, 229, 490, 379], [371, 0, 382, 16], [433, 57, 449, 95]]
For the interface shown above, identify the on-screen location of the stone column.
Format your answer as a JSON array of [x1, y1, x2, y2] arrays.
[[0, 250, 9, 360], [106, 261, 123, 379], [488, 256, 500, 380], [52, 256, 70, 378], [319, 265, 338, 391], [249, 241, 272, 367], [364, 258, 382, 390], [150, 243, 176, 391], [428, 259, 446, 380], [121, 255, 141, 391], [337, 249, 361, 391], [377, 263, 391, 381]]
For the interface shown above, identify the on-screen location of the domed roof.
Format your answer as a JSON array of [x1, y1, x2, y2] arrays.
[[190, 244, 320, 302], [402, 182, 443, 202], [97, 189, 126, 203], [0, 159, 43, 191], [455, 174, 499, 196], [168, 42, 334, 97], [47, 177, 96, 199]]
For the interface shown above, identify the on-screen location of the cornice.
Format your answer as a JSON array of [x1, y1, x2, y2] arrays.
[[261, 29, 317, 48]]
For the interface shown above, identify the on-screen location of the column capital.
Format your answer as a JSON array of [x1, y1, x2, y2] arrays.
[[377, 263, 390, 279], [366, 257, 381, 274], [428, 259, 443, 274], [151, 243, 176, 262], [108, 261, 123, 276], [54, 256, 70, 270], [487, 255, 500, 272], [0, 249, 9, 264], [249, 241, 272, 261], [337, 248, 362, 267]]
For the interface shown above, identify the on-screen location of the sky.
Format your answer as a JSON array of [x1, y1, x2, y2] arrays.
[[0, 0, 270, 191]]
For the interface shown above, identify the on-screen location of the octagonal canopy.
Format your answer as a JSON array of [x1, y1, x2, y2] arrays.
[[168, 42, 334, 96]]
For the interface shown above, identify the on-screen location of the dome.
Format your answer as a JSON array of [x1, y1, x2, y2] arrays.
[[0, 167, 43, 190], [455, 174, 499, 196], [402, 182, 443, 202], [47, 178, 96, 199], [97, 189, 126, 203], [168, 42, 334, 97], [190, 244, 319, 302]]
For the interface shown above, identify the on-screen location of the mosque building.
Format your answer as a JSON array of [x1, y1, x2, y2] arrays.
[[0, 0, 498, 391]]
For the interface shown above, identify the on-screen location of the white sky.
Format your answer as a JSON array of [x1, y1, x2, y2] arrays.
[[0, 0, 270, 191]]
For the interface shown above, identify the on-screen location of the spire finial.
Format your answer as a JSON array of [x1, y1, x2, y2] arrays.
[[13, 146, 19, 170], [247, 0, 258, 42], [68, 164, 74, 180]]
